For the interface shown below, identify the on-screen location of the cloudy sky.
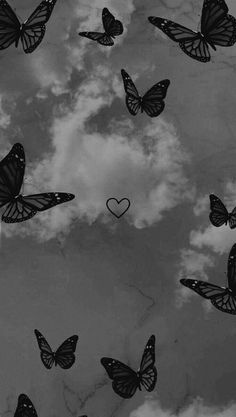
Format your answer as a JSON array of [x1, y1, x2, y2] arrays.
[[1, 0, 236, 416]]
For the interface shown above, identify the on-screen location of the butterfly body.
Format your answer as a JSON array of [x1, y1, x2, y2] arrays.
[[148, 0, 236, 62], [101, 335, 157, 399], [180, 243, 236, 314]]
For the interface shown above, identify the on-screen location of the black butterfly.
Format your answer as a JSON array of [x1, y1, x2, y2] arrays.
[[14, 394, 38, 417], [101, 335, 157, 399], [209, 194, 236, 228], [79, 7, 123, 46], [180, 243, 236, 314], [148, 0, 236, 62], [0, 0, 57, 53], [34, 329, 79, 369], [0, 143, 75, 223], [121, 69, 170, 117]]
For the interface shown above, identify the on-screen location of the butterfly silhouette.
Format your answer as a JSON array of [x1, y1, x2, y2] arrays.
[[148, 0, 236, 62], [209, 194, 236, 228], [79, 7, 123, 46], [101, 335, 157, 398], [34, 329, 79, 369], [0, 0, 57, 53], [121, 69, 170, 117], [0, 143, 75, 223], [180, 243, 236, 314], [14, 394, 38, 417]]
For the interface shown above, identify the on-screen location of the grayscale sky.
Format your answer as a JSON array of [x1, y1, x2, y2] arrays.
[[1, 0, 236, 417]]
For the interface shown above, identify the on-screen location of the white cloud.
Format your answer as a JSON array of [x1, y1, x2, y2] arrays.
[[130, 398, 236, 417], [193, 194, 209, 216], [2, 66, 192, 241], [176, 249, 214, 307], [190, 226, 236, 255]]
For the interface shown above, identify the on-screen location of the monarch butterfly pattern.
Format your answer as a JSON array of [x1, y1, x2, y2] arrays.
[[34, 329, 79, 369], [0, 0, 57, 53], [101, 335, 157, 398], [209, 194, 236, 228], [148, 0, 236, 62], [79, 7, 123, 46], [180, 243, 236, 314], [0, 143, 75, 223], [121, 69, 170, 117]]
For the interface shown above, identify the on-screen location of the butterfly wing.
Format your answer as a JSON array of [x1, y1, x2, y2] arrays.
[[180, 278, 228, 299], [55, 335, 79, 369], [209, 194, 229, 227], [121, 69, 141, 116], [0, 0, 21, 50], [227, 243, 236, 292], [0, 143, 24, 209], [79, 31, 114, 46], [229, 207, 236, 229], [102, 8, 123, 37], [211, 291, 236, 314], [2, 192, 75, 223], [21, 0, 57, 53], [201, 0, 236, 47], [139, 335, 157, 392], [34, 329, 55, 369], [142, 79, 170, 117], [14, 394, 38, 417], [101, 357, 139, 398], [148, 16, 210, 62]]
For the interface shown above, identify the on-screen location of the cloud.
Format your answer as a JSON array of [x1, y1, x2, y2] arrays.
[[176, 249, 214, 307], [130, 398, 236, 417], [2, 65, 192, 241]]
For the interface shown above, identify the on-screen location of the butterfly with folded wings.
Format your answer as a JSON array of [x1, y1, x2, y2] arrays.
[[148, 0, 236, 62], [121, 69, 170, 117], [0, 143, 75, 223], [209, 194, 236, 228], [34, 329, 79, 369], [101, 335, 157, 398], [180, 243, 236, 314], [79, 7, 123, 46], [0, 0, 57, 53]]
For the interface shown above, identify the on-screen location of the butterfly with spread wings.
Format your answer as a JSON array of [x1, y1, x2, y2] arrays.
[[14, 394, 38, 417], [209, 194, 236, 228], [79, 7, 123, 46], [34, 329, 79, 369], [148, 0, 236, 62], [101, 335, 157, 399], [121, 69, 170, 117], [0, 143, 75, 223], [180, 243, 236, 314], [0, 0, 57, 53]]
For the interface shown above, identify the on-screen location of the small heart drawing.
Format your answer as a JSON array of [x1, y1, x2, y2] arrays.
[[106, 198, 131, 219]]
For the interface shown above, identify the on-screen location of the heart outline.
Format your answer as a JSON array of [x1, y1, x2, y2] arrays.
[[106, 198, 131, 219]]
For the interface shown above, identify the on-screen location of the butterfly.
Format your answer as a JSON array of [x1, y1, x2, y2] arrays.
[[14, 394, 38, 417], [209, 194, 236, 228], [34, 329, 79, 369], [148, 0, 236, 62], [78, 7, 123, 46], [0, 0, 57, 53], [121, 69, 170, 117], [180, 243, 236, 314], [0, 143, 75, 223], [101, 335, 157, 399]]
